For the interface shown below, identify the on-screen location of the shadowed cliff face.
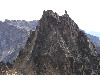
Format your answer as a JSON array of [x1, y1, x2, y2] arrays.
[[13, 10, 99, 75]]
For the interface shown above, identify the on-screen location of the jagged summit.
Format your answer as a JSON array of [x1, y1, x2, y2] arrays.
[[42, 10, 69, 20], [43, 10, 59, 17], [13, 10, 99, 75]]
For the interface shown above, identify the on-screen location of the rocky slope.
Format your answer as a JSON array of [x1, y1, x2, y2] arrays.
[[0, 62, 22, 75], [13, 10, 100, 75], [0, 20, 38, 63]]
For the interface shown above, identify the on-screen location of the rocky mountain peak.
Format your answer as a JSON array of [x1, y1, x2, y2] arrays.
[[13, 10, 100, 75], [42, 10, 69, 22]]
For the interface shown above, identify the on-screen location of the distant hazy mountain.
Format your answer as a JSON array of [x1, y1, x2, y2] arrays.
[[87, 31, 100, 39], [0, 20, 38, 63], [5, 19, 38, 32], [86, 34, 100, 54]]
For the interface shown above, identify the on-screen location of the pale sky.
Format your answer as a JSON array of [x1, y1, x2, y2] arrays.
[[0, 0, 100, 32]]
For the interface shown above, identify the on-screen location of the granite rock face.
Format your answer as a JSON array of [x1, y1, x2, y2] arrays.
[[14, 10, 100, 75]]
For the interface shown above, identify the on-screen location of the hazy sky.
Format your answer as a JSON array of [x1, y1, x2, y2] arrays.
[[0, 0, 100, 32]]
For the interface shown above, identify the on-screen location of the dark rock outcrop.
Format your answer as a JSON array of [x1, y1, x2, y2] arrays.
[[13, 10, 100, 75]]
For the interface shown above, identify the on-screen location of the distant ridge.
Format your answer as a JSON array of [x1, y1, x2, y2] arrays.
[[87, 31, 100, 40], [0, 20, 38, 63]]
